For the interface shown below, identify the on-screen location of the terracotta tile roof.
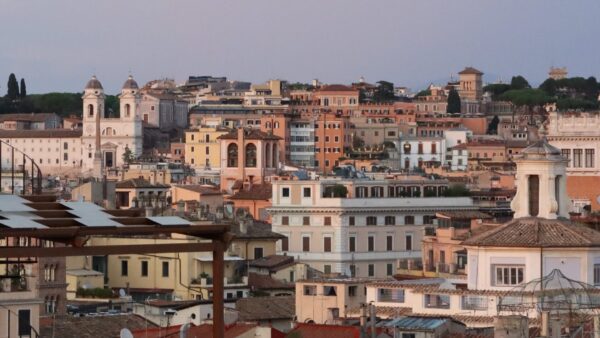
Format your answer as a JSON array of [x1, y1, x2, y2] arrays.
[[462, 217, 600, 248], [236, 296, 295, 321], [174, 184, 222, 195], [452, 224, 500, 241], [346, 306, 412, 318], [288, 323, 385, 338], [217, 128, 281, 140], [229, 183, 272, 200], [436, 211, 493, 220], [318, 84, 357, 92], [231, 220, 285, 240], [0, 112, 59, 122], [248, 272, 294, 290], [0, 129, 82, 138], [249, 254, 294, 270], [458, 67, 483, 75], [116, 178, 170, 189], [40, 314, 156, 338]]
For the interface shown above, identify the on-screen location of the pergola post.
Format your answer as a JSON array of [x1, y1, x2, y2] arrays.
[[212, 239, 225, 338]]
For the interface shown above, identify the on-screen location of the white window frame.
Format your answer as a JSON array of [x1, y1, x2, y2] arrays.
[[494, 265, 524, 286]]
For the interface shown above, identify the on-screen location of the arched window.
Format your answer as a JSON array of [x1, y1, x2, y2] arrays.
[[265, 143, 271, 168], [88, 104, 94, 117], [272, 143, 278, 168], [265, 122, 271, 129], [245, 143, 257, 167], [124, 104, 131, 117], [227, 143, 238, 167], [274, 122, 280, 128]]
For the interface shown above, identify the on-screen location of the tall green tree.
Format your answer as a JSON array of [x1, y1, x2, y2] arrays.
[[510, 76, 531, 90], [373, 81, 395, 102], [538, 78, 557, 96], [19, 78, 27, 98], [7, 73, 19, 100], [487, 115, 500, 134], [446, 88, 461, 114]]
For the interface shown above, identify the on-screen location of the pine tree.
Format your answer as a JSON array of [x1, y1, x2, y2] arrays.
[[19, 78, 26, 98], [446, 88, 461, 114], [7, 73, 19, 100]]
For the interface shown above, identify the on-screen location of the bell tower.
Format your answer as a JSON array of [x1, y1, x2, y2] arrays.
[[82, 75, 105, 123], [510, 126, 571, 219], [120, 75, 140, 121]]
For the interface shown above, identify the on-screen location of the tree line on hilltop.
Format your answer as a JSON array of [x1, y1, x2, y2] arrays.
[[0, 73, 120, 117]]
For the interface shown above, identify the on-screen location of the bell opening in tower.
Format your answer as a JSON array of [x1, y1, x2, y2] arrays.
[[528, 175, 540, 217]]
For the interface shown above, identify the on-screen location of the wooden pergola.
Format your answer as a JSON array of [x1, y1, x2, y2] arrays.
[[0, 195, 233, 338]]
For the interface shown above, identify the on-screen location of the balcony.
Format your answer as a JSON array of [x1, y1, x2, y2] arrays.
[[0, 276, 35, 301], [377, 288, 405, 303], [424, 294, 450, 309], [191, 275, 248, 287]]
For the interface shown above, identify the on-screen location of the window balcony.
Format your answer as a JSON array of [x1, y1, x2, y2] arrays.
[[424, 294, 450, 309], [461, 295, 488, 311]]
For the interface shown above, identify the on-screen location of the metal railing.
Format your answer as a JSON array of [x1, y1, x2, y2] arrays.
[[461, 295, 488, 311], [0, 140, 43, 195]]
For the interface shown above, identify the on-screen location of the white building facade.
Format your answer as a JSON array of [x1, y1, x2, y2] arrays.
[[397, 137, 446, 170]]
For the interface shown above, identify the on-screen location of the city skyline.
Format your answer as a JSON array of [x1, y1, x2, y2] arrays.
[[1, 0, 599, 93]]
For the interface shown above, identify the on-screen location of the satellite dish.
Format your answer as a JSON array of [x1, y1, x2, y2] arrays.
[[120, 328, 134, 338], [180, 323, 190, 338], [119, 289, 127, 297]]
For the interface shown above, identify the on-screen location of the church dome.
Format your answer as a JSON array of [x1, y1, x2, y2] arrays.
[[122, 75, 139, 90], [85, 75, 103, 90]]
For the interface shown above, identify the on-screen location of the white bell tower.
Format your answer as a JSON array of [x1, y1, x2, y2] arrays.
[[82, 75, 105, 124], [120, 75, 140, 121], [510, 127, 571, 219]]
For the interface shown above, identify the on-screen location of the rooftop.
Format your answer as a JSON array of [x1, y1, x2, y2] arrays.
[[0, 129, 82, 138], [40, 314, 155, 338], [236, 296, 295, 321], [115, 178, 170, 189]]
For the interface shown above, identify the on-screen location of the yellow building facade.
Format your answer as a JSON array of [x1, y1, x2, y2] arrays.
[[185, 127, 229, 170]]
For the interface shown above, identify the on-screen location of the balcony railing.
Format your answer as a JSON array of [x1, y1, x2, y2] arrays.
[[191, 276, 248, 287], [0, 276, 29, 292], [424, 294, 450, 309]]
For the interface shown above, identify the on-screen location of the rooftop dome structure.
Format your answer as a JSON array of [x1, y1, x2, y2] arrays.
[[498, 269, 600, 325], [85, 75, 103, 90], [122, 75, 139, 90]]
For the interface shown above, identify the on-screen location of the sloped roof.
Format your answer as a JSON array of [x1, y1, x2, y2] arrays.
[[85, 75, 103, 90], [229, 183, 272, 200], [248, 272, 294, 290], [0, 113, 59, 123], [289, 323, 388, 338], [0, 129, 82, 138], [40, 314, 155, 338], [249, 255, 294, 270], [462, 217, 600, 248], [236, 296, 294, 321], [231, 220, 285, 240], [217, 129, 281, 141], [174, 184, 222, 195], [116, 178, 170, 189], [458, 67, 483, 75]]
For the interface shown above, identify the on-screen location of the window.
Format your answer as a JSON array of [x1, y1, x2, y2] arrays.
[[368, 236, 375, 252], [423, 215, 434, 224], [63, 142, 68, 150], [404, 216, 415, 225], [349, 236, 356, 252], [386, 236, 393, 251], [303, 285, 316, 295], [424, 294, 451, 309], [236, 290, 244, 298], [303, 216, 310, 225], [405, 234, 413, 251], [594, 264, 600, 285], [281, 237, 289, 251], [282, 187, 290, 197], [245, 143, 257, 167], [205, 134, 210, 142], [402, 334, 415, 338], [348, 286, 357, 297], [303, 187, 311, 197], [64, 153, 68, 161], [87, 104, 94, 117], [324, 216, 331, 226], [586, 149, 595, 168], [562, 149, 571, 167], [324, 237, 332, 252], [254, 247, 264, 259], [387, 263, 393, 276], [324, 265, 332, 274], [281, 216, 289, 226], [18, 309, 31, 336], [418, 143, 423, 154], [378, 288, 405, 302], [302, 236, 310, 252], [431, 143, 437, 154], [141, 261, 148, 277], [205, 146, 209, 155], [162, 261, 169, 277], [366, 216, 377, 226], [385, 216, 395, 226], [494, 265, 524, 286], [121, 260, 128, 276], [227, 143, 238, 167], [368, 264, 375, 277], [573, 149, 583, 168], [349, 264, 356, 277], [349, 216, 355, 226]]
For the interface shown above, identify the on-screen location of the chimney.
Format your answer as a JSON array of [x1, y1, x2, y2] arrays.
[[369, 303, 376, 338], [359, 303, 367, 334]]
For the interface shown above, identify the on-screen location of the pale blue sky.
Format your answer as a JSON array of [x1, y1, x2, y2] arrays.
[[0, 0, 598, 93]]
